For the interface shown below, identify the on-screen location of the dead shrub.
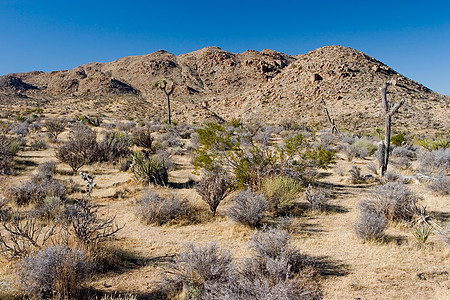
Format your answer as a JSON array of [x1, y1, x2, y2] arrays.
[[305, 185, 329, 211], [371, 182, 420, 222], [427, 173, 450, 195], [132, 127, 153, 149], [195, 173, 234, 216], [0, 134, 13, 175], [45, 118, 66, 141], [227, 189, 268, 228], [136, 190, 191, 226], [161, 243, 235, 299], [19, 245, 93, 299], [354, 209, 388, 241], [6, 176, 66, 206], [56, 124, 99, 172]]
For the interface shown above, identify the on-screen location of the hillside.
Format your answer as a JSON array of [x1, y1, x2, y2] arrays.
[[0, 45, 448, 132]]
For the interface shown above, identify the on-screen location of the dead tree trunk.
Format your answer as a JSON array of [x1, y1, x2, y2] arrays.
[[320, 98, 341, 136], [378, 82, 405, 176], [164, 87, 173, 124]]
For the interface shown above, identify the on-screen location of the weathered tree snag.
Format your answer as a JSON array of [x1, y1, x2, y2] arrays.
[[321, 98, 341, 136], [378, 82, 405, 176]]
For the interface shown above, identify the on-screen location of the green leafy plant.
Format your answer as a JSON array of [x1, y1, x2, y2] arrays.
[[412, 222, 433, 245], [130, 152, 169, 186], [193, 122, 335, 189], [261, 176, 301, 213]]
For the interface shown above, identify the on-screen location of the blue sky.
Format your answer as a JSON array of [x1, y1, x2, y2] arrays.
[[1, 0, 449, 95]]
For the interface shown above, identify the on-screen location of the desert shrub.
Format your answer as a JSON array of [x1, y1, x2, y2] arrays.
[[132, 126, 153, 148], [19, 245, 93, 299], [37, 160, 57, 178], [195, 173, 234, 216], [32, 196, 66, 222], [383, 171, 399, 182], [391, 156, 411, 170], [341, 144, 359, 161], [30, 137, 48, 150], [370, 182, 419, 222], [418, 148, 450, 174], [136, 190, 190, 226], [0, 134, 13, 175], [78, 114, 101, 127], [349, 166, 367, 184], [130, 151, 169, 186], [99, 131, 132, 162], [6, 176, 66, 205], [261, 176, 301, 213], [277, 216, 296, 233], [45, 118, 66, 140], [227, 189, 267, 228], [427, 173, 450, 195], [69, 198, 123, 250], [416, 138, 449, 150], [117, 121, 136, 132], [56, 124, 99, 172], [194, 122, 334, 189], [160, 131, 183, 148], [355, 209, 387, 241], [392, 146, 416, 159], [237, 228, 321, 300], [319, 132, 339, 146], [353, 138, 377, 156], [253, 131, 272, 147], [10, 121, 29, 136], [390, 133, 405, 147], [305, 185, 329, 211], [162, 243, 235, 299]]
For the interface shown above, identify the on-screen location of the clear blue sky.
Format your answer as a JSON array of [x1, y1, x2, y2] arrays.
[[1, 0, 449, 95]]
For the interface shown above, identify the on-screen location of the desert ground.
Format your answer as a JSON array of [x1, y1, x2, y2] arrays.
[[0, 97, 448, 300]]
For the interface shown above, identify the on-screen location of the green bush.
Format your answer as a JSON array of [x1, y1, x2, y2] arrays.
[[261, 176, 301, 213], [390, 133, 405, 147], [130, 152, 169, 186], [193, 122, 335, 189]]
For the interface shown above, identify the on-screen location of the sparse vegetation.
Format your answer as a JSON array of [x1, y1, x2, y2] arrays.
[[195, 172, 234, 216], [19, 245, 93, 299], [136, 189, 191, 226], [56, 124, 99, 172], [305, 185, 329, 211], [227, 189, 267, 227], [130, 151, 169, 185], [261, 176, 302, 213]]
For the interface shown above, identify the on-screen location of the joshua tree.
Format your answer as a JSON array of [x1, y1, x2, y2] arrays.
[[378, 82, 405, 176], [153, 78, 175, 124]]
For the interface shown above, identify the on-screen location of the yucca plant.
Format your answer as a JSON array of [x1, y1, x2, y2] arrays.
[[412, 222, 433, 245], [130, 151, 169, 186]]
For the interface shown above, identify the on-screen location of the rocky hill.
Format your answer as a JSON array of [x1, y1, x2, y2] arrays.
[[1, 46, 448, 132]]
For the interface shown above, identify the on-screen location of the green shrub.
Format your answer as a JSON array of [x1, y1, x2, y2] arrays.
[[130, 152, 169, 186], [261, 176, 301, 213], [390, 133, 405, 147], [99, 131, 132, 162]]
